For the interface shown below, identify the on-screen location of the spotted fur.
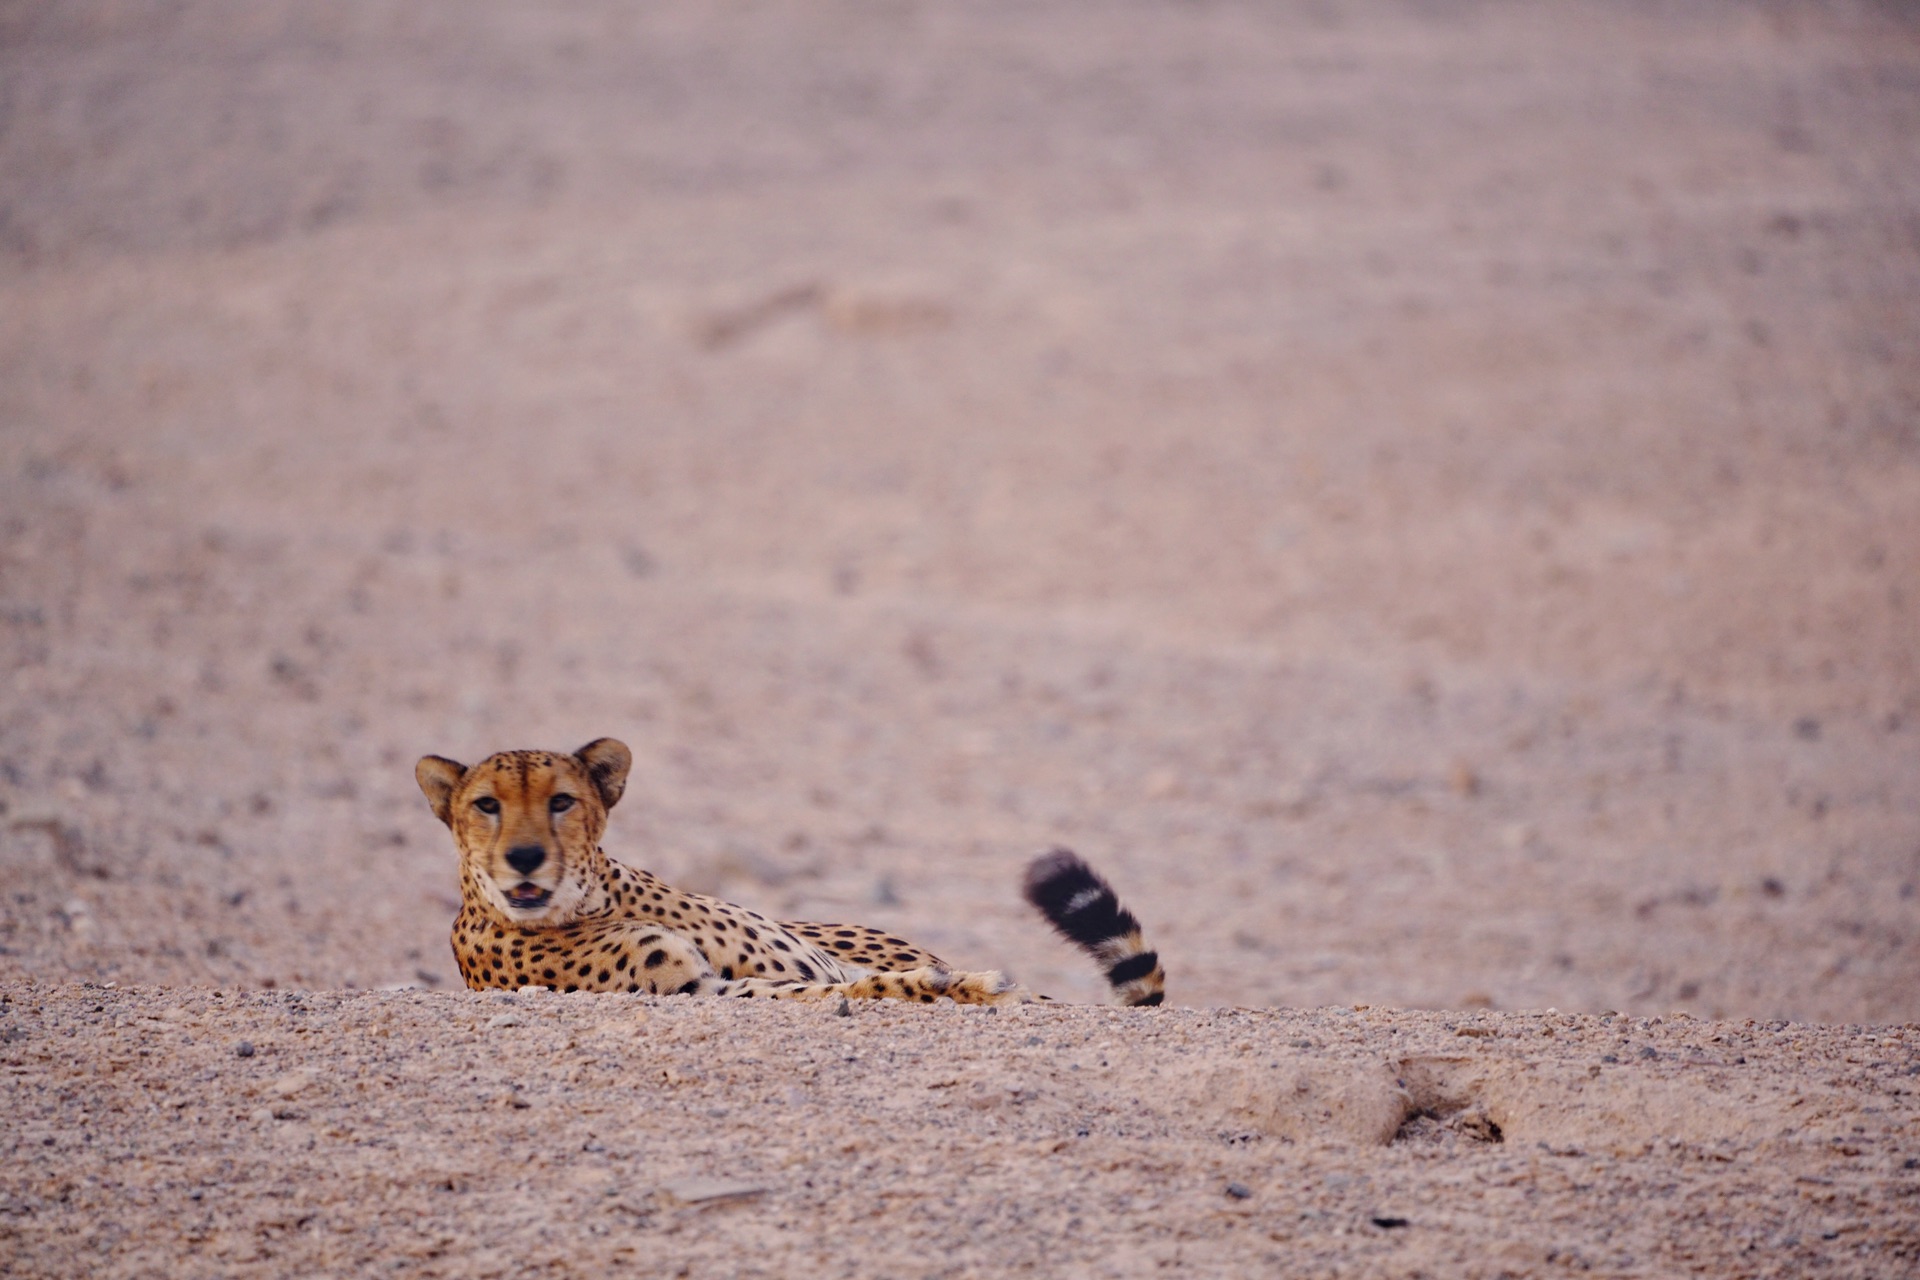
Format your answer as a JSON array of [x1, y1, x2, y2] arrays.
[[416, 738, 1165, 1007]]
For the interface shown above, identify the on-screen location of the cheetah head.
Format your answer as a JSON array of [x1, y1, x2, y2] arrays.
[[414, 737, 632, 927]]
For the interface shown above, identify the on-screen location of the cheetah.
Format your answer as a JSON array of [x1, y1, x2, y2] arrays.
[[415, 737, 1166, 1007]]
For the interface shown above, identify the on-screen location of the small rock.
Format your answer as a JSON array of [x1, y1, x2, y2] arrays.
[[1372, 1216, 1410, 1229], [834, 998, 852, 1018], [486, 1013, 524, 1029], [234, 1041, 256, 1058], [248, 1107, 275, 1124], [269, 1071, 313, 1098], [659, 1178, 768, 1205], [1225, 1182, 1252, 1200]]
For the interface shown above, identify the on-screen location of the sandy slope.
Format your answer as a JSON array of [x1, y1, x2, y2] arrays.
[[5, 985, 1917, 1277], [2, 1, 1918, 1274]]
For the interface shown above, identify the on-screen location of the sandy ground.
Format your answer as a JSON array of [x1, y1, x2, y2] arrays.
[[1, 1, 1918, 1274], [4, 985, 1918, 1277]]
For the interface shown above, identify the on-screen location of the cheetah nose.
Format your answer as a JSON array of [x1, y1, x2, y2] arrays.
[[505, 845, 546, 875]]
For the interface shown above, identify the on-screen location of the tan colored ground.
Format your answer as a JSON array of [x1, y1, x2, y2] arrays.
[[1, 1, 1917, 1275]]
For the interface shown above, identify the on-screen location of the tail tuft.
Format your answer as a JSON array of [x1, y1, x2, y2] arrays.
[[1022, 849, 1165, 1007]]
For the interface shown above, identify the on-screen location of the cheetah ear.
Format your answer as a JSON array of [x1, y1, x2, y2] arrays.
[[415, 755, 467, 827], [574, 738, 632, 811]]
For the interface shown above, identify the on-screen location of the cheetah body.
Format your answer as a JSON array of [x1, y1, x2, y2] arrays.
[[450, 854, 976, 1000], [416, 738, 1165, 1007]]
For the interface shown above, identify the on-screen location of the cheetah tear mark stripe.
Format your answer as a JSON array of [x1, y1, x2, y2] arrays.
[[1022, 848, 1166, 1007]]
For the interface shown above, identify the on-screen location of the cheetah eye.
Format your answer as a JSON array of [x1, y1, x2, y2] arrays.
[[473, 796, 500, 816], [548, 794, 576, 815]]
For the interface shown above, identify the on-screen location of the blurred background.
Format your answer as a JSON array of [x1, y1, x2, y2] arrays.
[[1, 1, 1915, 1019]]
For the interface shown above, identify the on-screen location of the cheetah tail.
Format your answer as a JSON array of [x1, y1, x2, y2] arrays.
[[1021, 848, 1165, 1007]]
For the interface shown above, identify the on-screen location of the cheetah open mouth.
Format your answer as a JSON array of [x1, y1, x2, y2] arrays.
[[504, 882, 552, 910]]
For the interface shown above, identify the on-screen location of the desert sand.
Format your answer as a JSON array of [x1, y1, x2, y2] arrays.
[[1, 2, 1917, 1275]]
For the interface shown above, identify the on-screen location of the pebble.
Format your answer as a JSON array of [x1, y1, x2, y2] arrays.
[[234, 1041, 256, 1058], [269, 1071, 313, 1098], [487, 1013, 525, 1029], [660, 1178, 768, 1205], [1225, 1182, 1252, 1200]]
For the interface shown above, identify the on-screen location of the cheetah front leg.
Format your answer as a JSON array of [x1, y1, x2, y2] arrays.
[[506, 927, 721, 996]]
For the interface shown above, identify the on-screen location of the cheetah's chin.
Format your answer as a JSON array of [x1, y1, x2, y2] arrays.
[[503, 883, 553, 910]]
